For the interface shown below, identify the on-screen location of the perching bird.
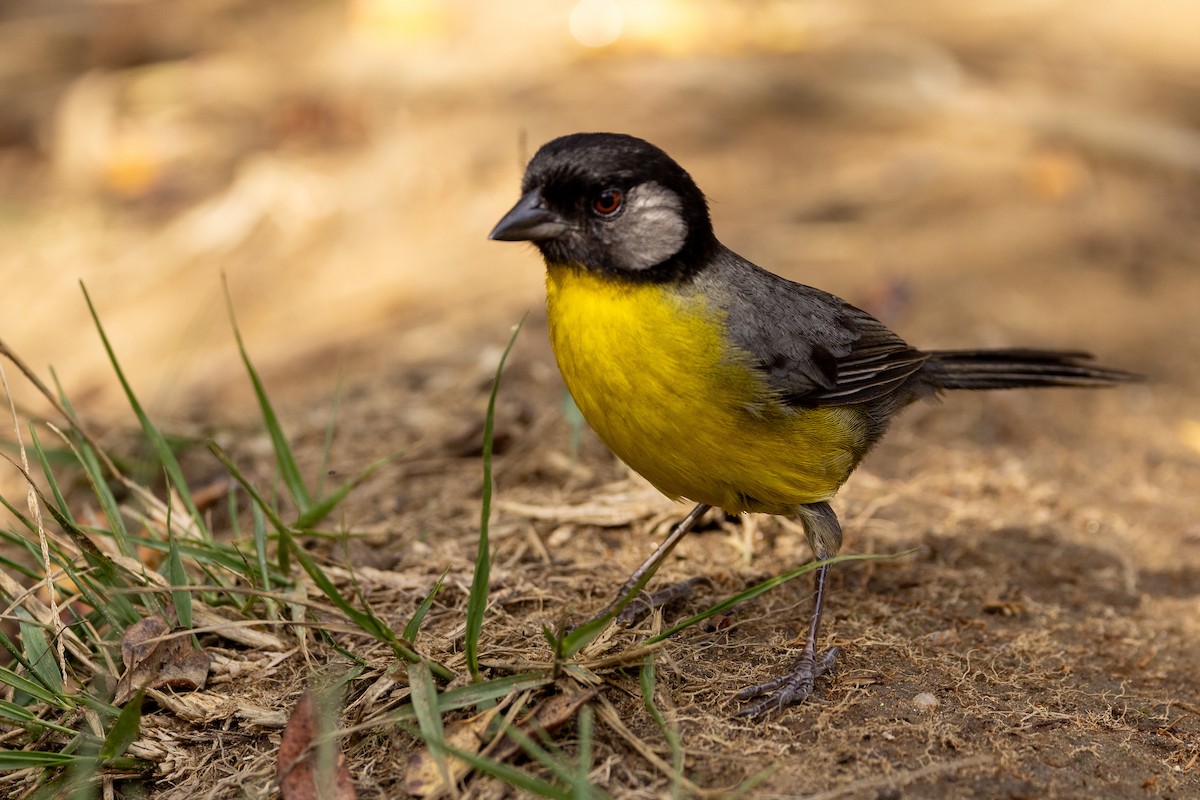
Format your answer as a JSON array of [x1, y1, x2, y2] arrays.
[[489, 132, 1140, 716]]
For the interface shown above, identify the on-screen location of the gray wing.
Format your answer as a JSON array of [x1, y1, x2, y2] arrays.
[[700, 249, 929, 407]]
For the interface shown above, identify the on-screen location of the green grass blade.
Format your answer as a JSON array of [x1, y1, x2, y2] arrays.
[[284, 541, 384, 635], [315, 379, 343, 498], [558, 523, 708, 657], [283, 536, 454, 681], [4, 475, 139, 627], [123, 526, 287, 583], [487, 717, 590, 790], [221, 275, 311, 513], [466, 317, 525, 681], [17, 611, 62, 697], [61, 421, 132, 557], [0, 626, 36, 673], [59, 558, 138, 631], [640, 656, 683, 800], [373, 673, 552, 727], [0, 550, 40, 581], [402, 704, 581, 800], [27, 768, 74, 800], [0, 493, 34, 535], [408, 661, 452, 790], [435, 738, 575, 800], [0, 699, 77, 736], [29, 425, 72, 525], [645, 550, 916, 646], [66, 752, 100, 800], [0, 687, 34, 721], [542, 625, 562, 658], [402, 569, 447, 643], [558, 612, 618, 660], [0, 750, 83, 769], [310, 686, 345, 797], [435, 673, 550, 712], [562, 391, 584, 463], [225, 479, 242, 541], [166, 531, 191, 629], [0, 664, 71, 709], [293, 450, 397, 531], [0, 517, 38, 550], [80, 283, 207, 538], [554, 552, 916, 660], [99, 690, 143, 760], [251, 499, 274, 597], [206, 441, 291, 533], [572, 705, 595, 800]]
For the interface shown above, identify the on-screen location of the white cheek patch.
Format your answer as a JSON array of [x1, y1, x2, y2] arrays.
[[611, 182, 688, 271]]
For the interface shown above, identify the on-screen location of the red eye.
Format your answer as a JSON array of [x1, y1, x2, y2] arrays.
[[593, 188, 623, 216]]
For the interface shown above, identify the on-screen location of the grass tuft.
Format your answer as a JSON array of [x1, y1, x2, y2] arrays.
[[465, 316, 525, 682], [221, 274, 312, 514], [0, 288, 472, 796]]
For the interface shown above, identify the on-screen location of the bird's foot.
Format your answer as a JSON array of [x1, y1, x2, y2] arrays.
[[616, 576, 711, 626], [732, 646, 840, 719]]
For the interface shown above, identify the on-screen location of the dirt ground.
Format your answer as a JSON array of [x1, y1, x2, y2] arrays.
[[2, 1, 1199, 798]]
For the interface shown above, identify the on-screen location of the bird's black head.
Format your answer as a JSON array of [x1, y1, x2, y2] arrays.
[[489, 133, 718, 281]]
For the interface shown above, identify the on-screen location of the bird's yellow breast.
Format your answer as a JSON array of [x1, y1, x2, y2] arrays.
[[545, 263, 867, 514]]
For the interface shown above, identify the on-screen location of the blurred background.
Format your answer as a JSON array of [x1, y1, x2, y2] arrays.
[[0, 0, 1197, 427]]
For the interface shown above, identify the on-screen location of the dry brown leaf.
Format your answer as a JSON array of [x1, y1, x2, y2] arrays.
[[278, 691, 356, 800], [114, 613, 210, 705], [191, 605, 289, 651], [486, 688, 601, 764], [404, 704, 503, 797], [404, 688, 600, 797]]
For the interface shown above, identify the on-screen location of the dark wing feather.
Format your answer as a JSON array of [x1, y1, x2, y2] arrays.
[[702, 249, 927, 408]]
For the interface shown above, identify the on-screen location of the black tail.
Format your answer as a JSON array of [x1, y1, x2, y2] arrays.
[[926, 349, 1142, 390]]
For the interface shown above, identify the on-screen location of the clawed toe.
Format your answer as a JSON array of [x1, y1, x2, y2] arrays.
[[732, 646, 840, 719]]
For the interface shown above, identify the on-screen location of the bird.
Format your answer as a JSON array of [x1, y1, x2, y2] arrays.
[[488, 132, 1140, 717]]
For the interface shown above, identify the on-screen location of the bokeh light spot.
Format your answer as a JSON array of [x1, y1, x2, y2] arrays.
[[570, 0, 623, 48]]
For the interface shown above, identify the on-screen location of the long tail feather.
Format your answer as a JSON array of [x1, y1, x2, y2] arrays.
[[926, 349, 1142, 390]]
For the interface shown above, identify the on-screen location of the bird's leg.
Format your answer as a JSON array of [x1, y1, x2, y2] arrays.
[[578, 503, 711, 629], [733, 501, 843, 718], [733, 562, 840, 716]]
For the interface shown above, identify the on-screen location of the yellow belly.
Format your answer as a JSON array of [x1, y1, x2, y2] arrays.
[[545, 263, 868, 514]]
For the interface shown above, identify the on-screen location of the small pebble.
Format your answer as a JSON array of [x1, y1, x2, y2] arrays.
[[913, 692, 939, 712], [926, 628, 957, 646]]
